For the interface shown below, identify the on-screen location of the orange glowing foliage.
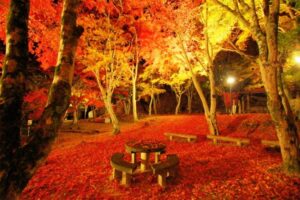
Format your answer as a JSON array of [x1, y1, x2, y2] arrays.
[[0, 0, 62, 69], [23, 88, 48, 120]]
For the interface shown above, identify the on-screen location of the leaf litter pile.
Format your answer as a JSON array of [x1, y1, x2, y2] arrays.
[[20, 114, 300, 199]]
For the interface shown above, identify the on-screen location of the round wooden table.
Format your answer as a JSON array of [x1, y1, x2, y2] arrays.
[[125, 140, 166, 172]]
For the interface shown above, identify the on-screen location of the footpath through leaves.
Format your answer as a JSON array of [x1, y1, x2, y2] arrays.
[[20, 114, 300, 199]]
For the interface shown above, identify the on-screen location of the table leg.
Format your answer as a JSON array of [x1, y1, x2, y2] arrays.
[[155, 152, 160, 163], [131, 152, 136, 163], [140, 152, 149, 172]]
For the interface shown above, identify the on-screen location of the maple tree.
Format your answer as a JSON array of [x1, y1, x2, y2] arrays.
[[211, 0, 300, 174], [156, 0, 222, 135], [158, 57, 192, 115], [79, 1, 132, 134], [0, 0, 83, 198], [122, 0, 164, 121]]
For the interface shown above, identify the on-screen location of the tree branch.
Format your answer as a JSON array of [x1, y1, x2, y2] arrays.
[[224, 40, 256, 61], [238, 0, 251, 10], [211, 0, 251, 28], [250, 0, 261, 32]]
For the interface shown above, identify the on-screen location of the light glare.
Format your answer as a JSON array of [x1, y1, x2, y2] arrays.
[[227, 76, 236, 85], [295, 56, 300, 64]]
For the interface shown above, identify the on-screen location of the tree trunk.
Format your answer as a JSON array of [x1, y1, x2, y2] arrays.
[[191, 75, 218, 135], [153, 95, 158, 114], [132, 33, 139, 122], [94, 73, 120, 134], [207, 65, 219, 135], [84, 105, 88, 119], [0, 0, 83, 198], [175, 94, 182, 115], [0, 0, 29, 198], [259, 0, 299, 173], [104, 96, 120, 134], [187, 87, 193, 114], [259, 61, 300, 173], [132, 77, 138, 121], [238, 100, 242, 114], [246, 94, 250, 112], [204, 2, 219, 135], [241, 96, 245, 113], [149, 93, 153, 116], [278, 67, 294, 122], [123, 98, 131, 115], [72, 107, 79, 128]]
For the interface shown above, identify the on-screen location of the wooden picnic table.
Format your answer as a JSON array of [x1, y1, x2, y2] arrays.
[[125, 140, 166, 172]]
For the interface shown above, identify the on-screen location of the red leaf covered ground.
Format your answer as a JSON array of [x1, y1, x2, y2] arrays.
[[20, 114, 300, 199]]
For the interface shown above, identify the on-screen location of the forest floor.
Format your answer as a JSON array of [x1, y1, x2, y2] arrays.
[[20, 114, 300, 200]]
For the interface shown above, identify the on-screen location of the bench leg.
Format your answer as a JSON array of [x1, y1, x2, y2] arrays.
[[170, 136, 173, 141], [121, 172, 131, 186], [131, 152, 136, 164], [157, 174, 166, 188], [237, 141, 242, 146], [141, 152, 150, 171], [213, 138, 217, 145], [112, 168, 122, 180], [187, 138, 191, 142]]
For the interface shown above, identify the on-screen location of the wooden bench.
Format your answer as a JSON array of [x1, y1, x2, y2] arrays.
[[206, 135, 250, 146], [261, 140, 280, 148], [110, 153, 138, 186], [164, 132, 197, 142], [261, 140, 300, 150], [151, 154, 179, 187]]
